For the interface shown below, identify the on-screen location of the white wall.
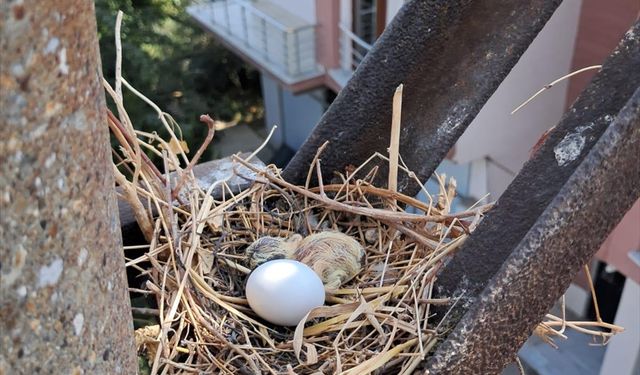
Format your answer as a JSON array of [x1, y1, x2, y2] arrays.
[[467, 158, 488, 201], [386, 0, 404, 25], [563, 283, 590, 316], [453, 0, 583, 175], [599, 279, 640, 375], [281, 89, 325, 150], [272, 0, 316, 23], [339, 0, 351, 27], [260, 74, 284, 148], [260, 74, 325, 151]]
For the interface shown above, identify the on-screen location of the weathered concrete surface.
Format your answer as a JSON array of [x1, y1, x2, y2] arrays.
[[284, 0, 562, 194], [0, 1, 136, 373], [425, 25, 640, 374]]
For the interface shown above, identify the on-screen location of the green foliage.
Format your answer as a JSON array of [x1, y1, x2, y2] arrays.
[[138, 355, 151, 375], [95, 0, 263, 161]]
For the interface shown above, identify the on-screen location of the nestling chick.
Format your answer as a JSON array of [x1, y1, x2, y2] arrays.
[[292, 232, 364, 290], [246, 234, 302, 269]]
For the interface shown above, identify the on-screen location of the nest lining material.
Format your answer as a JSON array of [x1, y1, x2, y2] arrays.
[[106, 14, 623, 372], [100, 26, 484, 366], [109, 96, 622, 375], [121, 137, 485, 374], [108, 78, 489, 373], [108, 97, 623, 375]]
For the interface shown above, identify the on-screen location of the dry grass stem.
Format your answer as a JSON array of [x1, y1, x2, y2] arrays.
[[511, 65, 602, 114], [111, 87, 477, 372]]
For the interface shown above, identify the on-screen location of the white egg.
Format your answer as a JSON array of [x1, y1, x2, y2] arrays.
[[245, 259, 325, 326]]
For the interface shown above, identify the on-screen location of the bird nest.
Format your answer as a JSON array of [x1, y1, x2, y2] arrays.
[[105, 13, 623, 374], [109, 112, 488, 374], [105, 69, 494, 373]]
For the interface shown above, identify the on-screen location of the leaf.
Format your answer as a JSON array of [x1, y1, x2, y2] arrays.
[[198, 249, 214, 274], [209, 213, 223, 229], [169, 137, 189, 154], [304, 343, 318, 365]]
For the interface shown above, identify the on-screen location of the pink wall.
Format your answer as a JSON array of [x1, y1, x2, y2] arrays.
[[595, 200, 640, 284], [315, 0, 340, 69], [566, 0, 640, 106]]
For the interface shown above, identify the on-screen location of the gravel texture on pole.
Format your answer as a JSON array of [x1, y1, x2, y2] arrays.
[[0, 1, 136, 373]]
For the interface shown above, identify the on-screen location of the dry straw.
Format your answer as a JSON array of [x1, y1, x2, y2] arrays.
[[107, 12, 622, 374]]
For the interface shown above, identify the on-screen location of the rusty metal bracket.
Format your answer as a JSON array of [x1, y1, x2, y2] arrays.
[[422, 23, 640, 373], [284, 2, 639, 373], [284, 0, 562, 194], [434, 22, 640, 312], [426, 85, 640, 375]]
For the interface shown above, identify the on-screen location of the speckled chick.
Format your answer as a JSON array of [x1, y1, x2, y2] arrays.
[[292, 232, 365, 290], [246, 234, 303, 269]]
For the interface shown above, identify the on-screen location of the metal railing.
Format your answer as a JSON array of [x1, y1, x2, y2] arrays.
[[338, 23, 373, 73], [203, 0, 318, 79]]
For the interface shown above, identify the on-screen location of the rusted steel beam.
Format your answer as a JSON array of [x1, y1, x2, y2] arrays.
[[425, 25, 640, 374], [0, 0, 136, 373], [284, 0, 562, 194], [426, 86, 640, 375], [434, 22, 640, 314]]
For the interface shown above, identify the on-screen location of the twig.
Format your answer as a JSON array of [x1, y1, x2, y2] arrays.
[[171, 115, 215, 199], [113, 165, 154, 242], [515, 357, 526, 375], [103, 79, 143, 183], [244, 125, 277, 163], [511, 65, 602, 114], [233, 155, 471, 224], [388, 84, 403, 200], [114, 10, 124, 99], [120, 77, 190, 165], [584, 264, 603, 323], [107, 110, 165, 184], [316, 159, 326, 197], [132, 307, 160, 316], [379, 233, 397, 287]]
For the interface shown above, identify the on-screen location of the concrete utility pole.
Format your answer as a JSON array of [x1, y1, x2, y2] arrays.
[[1, 1, 136, 373]]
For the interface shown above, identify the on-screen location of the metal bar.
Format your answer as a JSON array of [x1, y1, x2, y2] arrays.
[[352, 48, 367, 65], [261, 18, 269, 61], [228, 0, 316, 34], [426, 88, 640, 375], [223, 0, 231, 32], [294, 24, 317, 33], [424, 23, 640, 374], [283, 30, 290, 75], [339, 23, 373, 51], [240, 5, 248, 46], [338, 33, 351, 71], [294, 30, 301, 75], [307, 27, 316, 70], [283, 0, 563, 194], [231, 0, 288, 33], [433, 21, 640, 317]]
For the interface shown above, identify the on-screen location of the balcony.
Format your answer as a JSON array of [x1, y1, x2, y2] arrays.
[[187, 0, 322, 86], [328, 23, 373, 88]]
